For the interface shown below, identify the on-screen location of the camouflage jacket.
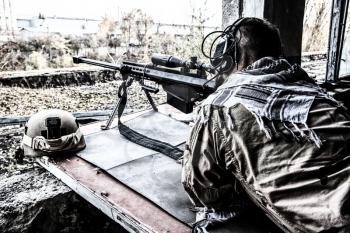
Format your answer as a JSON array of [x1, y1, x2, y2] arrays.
[[182, 58, 350, 232]]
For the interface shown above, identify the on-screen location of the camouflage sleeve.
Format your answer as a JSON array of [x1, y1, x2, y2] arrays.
[[181, 108, 237, 210]]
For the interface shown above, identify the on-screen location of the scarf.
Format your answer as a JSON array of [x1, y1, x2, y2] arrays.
[[200, 57, 338, 147]]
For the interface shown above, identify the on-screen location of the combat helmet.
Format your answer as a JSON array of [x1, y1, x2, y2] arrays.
[[22, 109, 86, 157]]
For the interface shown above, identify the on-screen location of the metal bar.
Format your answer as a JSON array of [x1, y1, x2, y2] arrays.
[[326, 0, 350, 83], [238, 0, 244, 18], [73, 56, 122, 70], [100, 98, 124, 130], [0, 110, 114, 126]]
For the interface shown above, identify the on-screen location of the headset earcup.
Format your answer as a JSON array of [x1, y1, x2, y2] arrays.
[[219, 55, 234, 73]]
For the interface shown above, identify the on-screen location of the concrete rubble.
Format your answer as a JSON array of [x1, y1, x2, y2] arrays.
[[0, 169, 127, 233]]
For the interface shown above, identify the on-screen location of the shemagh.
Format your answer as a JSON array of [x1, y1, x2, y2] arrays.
[[200, 57, 337, 147]]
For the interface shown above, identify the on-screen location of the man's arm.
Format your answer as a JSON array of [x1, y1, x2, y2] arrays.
[[181, 108, 238, 210]]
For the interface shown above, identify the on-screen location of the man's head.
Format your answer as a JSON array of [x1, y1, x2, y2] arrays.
[[213, 17, 282, 84]]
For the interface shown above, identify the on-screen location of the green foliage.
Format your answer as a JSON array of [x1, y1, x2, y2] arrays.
[[0, 34, 111, 71], [0, 35, 71, 71], [120, 9, 153, 46], [0, 7, 215, 71], [98, 16, 117, 35], [107, 36, 121, 48], [0, 43, 26, 71], [27, 51, 48, 70]]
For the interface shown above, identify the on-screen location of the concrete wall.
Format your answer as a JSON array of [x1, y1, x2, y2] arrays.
[[302, 0, 332, 53], [222, 0, 240, 29], [222, 0, 341, 54], [222, 0, 305, 64]]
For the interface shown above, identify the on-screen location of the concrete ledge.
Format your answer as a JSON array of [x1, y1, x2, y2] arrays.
[[0, 168, 127, 233], [0, 67, 117, 88]]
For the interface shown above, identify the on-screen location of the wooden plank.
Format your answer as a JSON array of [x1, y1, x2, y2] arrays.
[[38, 156, 191, 233]]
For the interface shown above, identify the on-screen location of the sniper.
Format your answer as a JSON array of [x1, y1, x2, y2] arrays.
[[182, 17, 350, 233]]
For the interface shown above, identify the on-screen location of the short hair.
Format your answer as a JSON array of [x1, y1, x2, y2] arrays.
[[228, 18, 283, 64]]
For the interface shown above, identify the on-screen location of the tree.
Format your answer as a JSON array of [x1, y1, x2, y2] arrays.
[[173, 0, 215, 60], [119, 9, 154, 46], [98, 15, 117, 36]]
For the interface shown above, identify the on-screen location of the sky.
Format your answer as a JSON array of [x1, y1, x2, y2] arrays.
[[12, 0, 222, 27]]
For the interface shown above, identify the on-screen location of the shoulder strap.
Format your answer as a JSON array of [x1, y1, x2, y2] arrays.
[[117, 79, 184, 160]]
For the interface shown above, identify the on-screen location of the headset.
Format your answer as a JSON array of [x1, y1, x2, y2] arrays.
[[201, 17, 264, 73]]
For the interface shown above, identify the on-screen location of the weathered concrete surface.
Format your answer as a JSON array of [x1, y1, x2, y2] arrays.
[[222, 0, 240, 29], [0, 168, 127, 233], [340, 25, 350, 77], [302, 0, 332, 52]]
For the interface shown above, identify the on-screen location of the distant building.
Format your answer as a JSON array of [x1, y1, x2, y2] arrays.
[[154, 23, 219, 37], [15, 15, 219, 38], [17, 16, 102, 36]]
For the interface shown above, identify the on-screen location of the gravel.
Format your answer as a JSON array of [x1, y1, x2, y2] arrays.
[[0, 80, 166, 117]]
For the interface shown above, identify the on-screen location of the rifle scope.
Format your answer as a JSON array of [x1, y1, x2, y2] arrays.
[[151, 54, 185, 68], [151, 53, 215, 73]]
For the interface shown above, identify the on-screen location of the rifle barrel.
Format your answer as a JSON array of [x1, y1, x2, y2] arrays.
[[73, 57, 122, 70]]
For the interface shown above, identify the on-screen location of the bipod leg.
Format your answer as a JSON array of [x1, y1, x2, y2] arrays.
[[144, 89, 158, 112], [101, 74, 131, 130], [101, 97, 123, 130]]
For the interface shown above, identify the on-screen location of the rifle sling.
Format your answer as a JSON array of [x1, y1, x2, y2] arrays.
[[117, 80, 184, 161], [118, 123, 184, 160]]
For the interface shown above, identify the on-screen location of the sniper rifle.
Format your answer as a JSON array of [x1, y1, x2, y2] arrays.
[[73, 54, 217, 130]]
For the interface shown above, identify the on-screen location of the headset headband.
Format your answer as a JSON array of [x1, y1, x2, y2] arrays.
[[225, 17, 247, 35], [225, 17, 265, 35]]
